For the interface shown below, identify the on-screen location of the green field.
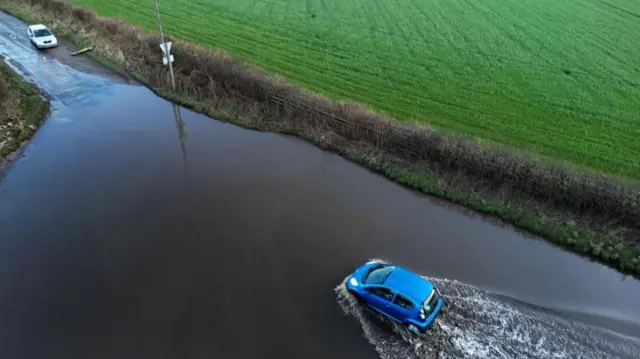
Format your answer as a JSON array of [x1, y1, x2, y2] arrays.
[[68, 0, 640, 178]]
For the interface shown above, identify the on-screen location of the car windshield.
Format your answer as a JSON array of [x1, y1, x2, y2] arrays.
[[33, 29, 52, 37], [363, 264, 396, 285], [422, 289, 439, 314]]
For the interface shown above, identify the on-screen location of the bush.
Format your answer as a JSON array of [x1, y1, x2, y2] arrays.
[[0, 75, 7, 103]]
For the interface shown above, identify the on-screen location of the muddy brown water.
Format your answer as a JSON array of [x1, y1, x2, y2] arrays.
[[1, 11, 639, 359]]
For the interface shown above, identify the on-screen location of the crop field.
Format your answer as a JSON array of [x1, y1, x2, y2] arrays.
[[67, 0, 640, 178]]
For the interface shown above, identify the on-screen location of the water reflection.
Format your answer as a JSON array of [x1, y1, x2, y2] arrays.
[[173, 103, 187, 158]]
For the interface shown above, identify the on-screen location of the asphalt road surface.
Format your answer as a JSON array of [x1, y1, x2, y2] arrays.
[[1, 11, 639, 359]]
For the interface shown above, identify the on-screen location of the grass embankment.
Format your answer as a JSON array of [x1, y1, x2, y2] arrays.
[[68, 0, 640, 179], [0, 59, 49, 161], [4, 0, 640, 276]]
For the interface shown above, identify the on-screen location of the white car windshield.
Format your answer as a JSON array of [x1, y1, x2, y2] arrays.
[[33, 29, 52, 37]]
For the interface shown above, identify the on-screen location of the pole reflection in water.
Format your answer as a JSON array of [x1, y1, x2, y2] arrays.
[[172, 103, 191, 189]]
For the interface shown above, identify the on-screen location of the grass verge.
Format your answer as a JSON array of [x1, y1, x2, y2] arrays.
[[0, 57, 49, 161], [2, 0, 639, 275]]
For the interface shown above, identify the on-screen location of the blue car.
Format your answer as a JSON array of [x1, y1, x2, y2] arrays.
[[345, 261, 444, 334]]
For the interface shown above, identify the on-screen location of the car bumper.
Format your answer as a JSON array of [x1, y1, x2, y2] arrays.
[[411, 297, 444, 332], [35, 42, 58, 49]]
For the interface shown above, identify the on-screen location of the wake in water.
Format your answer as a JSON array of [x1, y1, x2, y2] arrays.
[[335, 260, 640, 359]]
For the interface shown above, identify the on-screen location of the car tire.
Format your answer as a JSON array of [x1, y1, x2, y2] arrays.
[[347, 290, 362, 302]]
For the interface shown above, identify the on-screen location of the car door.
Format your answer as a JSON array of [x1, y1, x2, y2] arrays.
[[390, 293, 415, 322], [363, 286, 395, 319]]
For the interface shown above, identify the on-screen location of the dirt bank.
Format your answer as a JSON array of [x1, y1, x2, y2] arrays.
[[3, 0, 639, 275], [0, 58, 49, 172]]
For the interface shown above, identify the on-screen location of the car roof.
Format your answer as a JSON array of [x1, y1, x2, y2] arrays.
[[383, 266, 434, 303], [29, 24, 49, 30]]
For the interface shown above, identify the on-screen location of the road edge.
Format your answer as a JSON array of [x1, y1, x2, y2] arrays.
[[0, 57, 50, 179]]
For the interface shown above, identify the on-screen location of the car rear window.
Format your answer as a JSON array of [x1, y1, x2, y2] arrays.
[[33, 29, 52, 37], [363, 264, 396, 285]]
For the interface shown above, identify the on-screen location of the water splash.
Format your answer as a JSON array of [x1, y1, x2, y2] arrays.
[[335, 260, 640, 359]]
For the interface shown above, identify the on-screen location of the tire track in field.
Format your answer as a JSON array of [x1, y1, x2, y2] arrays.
[[599, 1, 640, 20], [507, 0, 638, 80]]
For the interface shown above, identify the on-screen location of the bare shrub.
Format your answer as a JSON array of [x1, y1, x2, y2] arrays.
[[0, 71, 22, 124], [71, 7, 95, 23], [0, 76, 7, 103]]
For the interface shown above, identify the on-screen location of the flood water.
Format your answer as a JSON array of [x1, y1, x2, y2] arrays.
[[1, 11, 640, 359]]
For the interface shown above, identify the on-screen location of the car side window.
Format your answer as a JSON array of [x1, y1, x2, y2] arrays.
[[393, 294, 414, 310], [28, 29, 32, 36], [368, 287, 394, 301]]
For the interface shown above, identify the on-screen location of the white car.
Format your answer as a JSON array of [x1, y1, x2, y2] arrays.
[[27, 24, 58, 49]]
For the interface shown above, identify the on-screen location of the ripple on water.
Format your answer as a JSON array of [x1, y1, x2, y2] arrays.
[[335, 259, 640, 359]]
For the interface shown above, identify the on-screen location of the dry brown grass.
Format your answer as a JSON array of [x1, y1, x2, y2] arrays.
[[0, 59, 49, 159], [6, 0, 640, 273], [0, 67, 20, 125], [0, 75, 6, 100]]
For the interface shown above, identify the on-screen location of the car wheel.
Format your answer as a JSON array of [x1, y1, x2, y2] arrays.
[[347, 290, 362, 302], [406, 323, 420, 335]]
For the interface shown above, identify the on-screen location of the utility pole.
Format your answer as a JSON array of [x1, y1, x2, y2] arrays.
[[154, 0, 176, 90]]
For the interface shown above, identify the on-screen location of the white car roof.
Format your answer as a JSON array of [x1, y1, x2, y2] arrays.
[[29, 24, 49, 30]]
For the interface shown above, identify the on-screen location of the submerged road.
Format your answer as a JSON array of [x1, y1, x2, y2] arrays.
[[1, 11, 639, 359]]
